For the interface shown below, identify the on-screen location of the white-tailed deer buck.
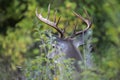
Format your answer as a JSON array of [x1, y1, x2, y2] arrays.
[[36, 4, 92, 80]]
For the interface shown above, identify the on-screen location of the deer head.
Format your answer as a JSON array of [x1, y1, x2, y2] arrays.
[[36, 4, 92, 72]]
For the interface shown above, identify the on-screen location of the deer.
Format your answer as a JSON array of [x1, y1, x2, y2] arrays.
[[36, 4, 92, 80]]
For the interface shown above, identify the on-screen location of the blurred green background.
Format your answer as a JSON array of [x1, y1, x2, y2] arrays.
[[0, 0, 120, 80]]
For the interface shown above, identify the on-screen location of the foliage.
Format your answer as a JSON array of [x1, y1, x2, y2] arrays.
[[0, 0, 120, 80]]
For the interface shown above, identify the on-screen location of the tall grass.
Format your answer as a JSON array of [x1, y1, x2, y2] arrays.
[[24, 27, 100, 80]]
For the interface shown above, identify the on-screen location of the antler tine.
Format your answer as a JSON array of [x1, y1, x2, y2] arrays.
[[35, 6, 64, 38], [47, 4, 50, 19], [71, 11, 92, 38], [70, 21, 78, 38], [84, 8, 89, 19], [63, 20, 68, 34], [73, 22, 77, 34], [54, 10, 57, 23], [56, 16, 61, 27]]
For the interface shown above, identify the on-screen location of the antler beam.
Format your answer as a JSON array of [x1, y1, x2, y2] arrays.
[[36, 5, 92, 39], [36, 5, 64, 38], [71, 10, 92, 38]]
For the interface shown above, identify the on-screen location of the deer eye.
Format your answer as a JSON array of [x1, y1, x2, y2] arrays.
[[52, 44, 56, 48], [52, 45, 55, 48]]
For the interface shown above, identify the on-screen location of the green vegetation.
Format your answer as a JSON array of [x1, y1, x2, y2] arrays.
[[0, 0, 120, 80]]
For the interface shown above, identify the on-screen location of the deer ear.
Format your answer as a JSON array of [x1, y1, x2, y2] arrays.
[[73, 35, 84, 48]]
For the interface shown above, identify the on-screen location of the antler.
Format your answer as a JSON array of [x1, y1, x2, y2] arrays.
[[36, 5, 92, 39], [70, 10, 92, 38], [36, 4, 64, 38]]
